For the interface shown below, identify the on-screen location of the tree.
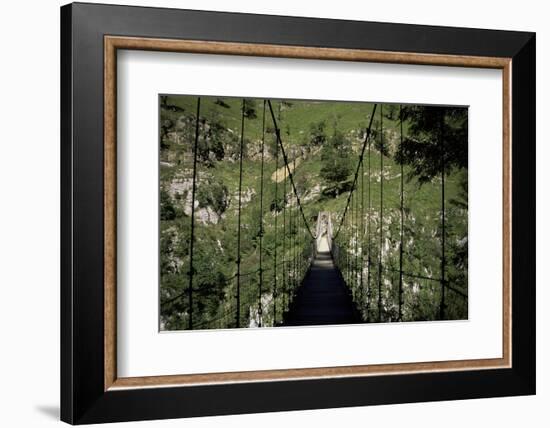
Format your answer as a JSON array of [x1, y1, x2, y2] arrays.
[[214, 98, 230, 108], [308, 120, 327, 146], [319, 129, 353, 191], [396, 106, 467, 184], [192, 244, 227, 319], [159, 95, 185, 150], [196, 178, 229, 215], [197, 118, 226, 166], [160, 119, 173, 150], [160, 189, 178, 220], [396, 105, 469, 319], [383, 104, 399, 120], [446, 169, 468, 292], [242, 98, 257, 119]]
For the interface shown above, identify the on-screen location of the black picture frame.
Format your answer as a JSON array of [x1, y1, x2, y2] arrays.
[[61, 2, 535, 424]]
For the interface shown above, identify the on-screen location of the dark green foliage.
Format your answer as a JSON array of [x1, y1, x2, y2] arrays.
[[160, 119, 173, 150], [197, 118, 226, 166], [383, 104, 400, 120], [270, 190, 285, 213], [192, 243, 227, 315], [214, 98, 230, 108], [367, 119, 390, 157], [159, 95, 185, 150], [396, 106, 468, 184], [196, 178, 229, 215], [243, 98, 258, 119], [160, 96, 468, 330], [159, 227, 177, 275], [160, 95, 185, 113], [308, 120, 327, 146], [319, 129, 353, 189], [446, 170, 468, 296], [160, 189, 181, 220], [247, 205, 264, 241]]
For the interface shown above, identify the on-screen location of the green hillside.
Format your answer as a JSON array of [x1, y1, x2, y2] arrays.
[[159, 95, 468, 330]]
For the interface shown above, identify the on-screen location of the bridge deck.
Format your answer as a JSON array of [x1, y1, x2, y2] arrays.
[[283, 250, 362, 326]]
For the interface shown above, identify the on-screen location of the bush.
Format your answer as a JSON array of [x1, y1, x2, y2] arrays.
[[160, 189, 177, 220], [197, 179, 229, 214], [319, 129, 353, 188]]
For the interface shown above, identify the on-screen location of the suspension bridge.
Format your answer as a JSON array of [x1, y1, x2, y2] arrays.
[[161, 97, 468, 330], [283, 213, 361, 326]]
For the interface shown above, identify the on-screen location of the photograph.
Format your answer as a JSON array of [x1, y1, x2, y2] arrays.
[[159, 95, 468, 331], [54, 2, 536, 424]]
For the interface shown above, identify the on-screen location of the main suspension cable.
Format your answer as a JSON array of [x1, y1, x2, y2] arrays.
[[333, 103, 378, 239], [266, 100, 315, 240]]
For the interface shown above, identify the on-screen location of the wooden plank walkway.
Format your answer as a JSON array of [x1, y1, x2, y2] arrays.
[[282, 250, 362, 326]]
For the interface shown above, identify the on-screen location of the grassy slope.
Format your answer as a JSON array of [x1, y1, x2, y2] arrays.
[[160, 95, 466, 329]]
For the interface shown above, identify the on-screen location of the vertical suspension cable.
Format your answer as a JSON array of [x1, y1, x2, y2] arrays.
[[348, 189, 355, 290], [296, 212, 300, 283], [440, 110, 446, 320], [352, 189, 356, 293], [367, 112, 372, 322], [288, 152, 294, 296], [289, 158, 293, 297], [298, 207, 301, 281], [235, 98, 245, 328], [293, 152, 297, 294], [273, 114, 279, 326], [398, 105, 404, 321], [302, 215, 305, 278], [350, 194, 353, 286], [304, 215, 307, 275], [344, 200, 348, 284], [187, 96, 201, 330], [353, 172, 359, 296], [289, 151, 293, 296], [297, 208, 303, 284], [296, 195, 299, 285], [378, 104, 383, 322], [304, 216, 307, 276], [350, 189, 353, 291], [282, 131, 287, 312], [296, 202, 303, 285], [295, 162, 299, 288], [258, 100, 266, 327], [360, 157, 365, 310]]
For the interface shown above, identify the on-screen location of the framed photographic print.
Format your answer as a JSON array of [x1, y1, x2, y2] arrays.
[[60, 2, 535, 424]]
